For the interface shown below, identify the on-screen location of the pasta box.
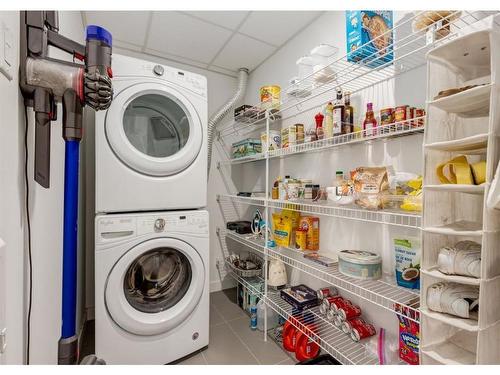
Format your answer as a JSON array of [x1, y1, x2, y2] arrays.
[[346, 11, 393, 68]]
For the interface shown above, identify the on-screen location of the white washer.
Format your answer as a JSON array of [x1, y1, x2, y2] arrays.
[[95, 210, 209, 364], [95, 54, 208, 213]]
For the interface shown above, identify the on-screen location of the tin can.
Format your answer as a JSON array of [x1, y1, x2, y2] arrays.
[[350, 321, 376, 342], [333, 314, 344, 328], [341, 317, 366, 334], [260, 85, 281, 110], [337, 300, 361, 321], [394, 105, 410, 127], [415, 108, 425, 127], [317, 286, 338, 300], [326, 308, 336, 322], [380, 107, 394, 133], [329, 296, 346, 314], [295, 229, 308, 251], [319, 295, 343, 315]]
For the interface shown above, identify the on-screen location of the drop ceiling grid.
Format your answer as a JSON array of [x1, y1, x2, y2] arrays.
[[82, 10, 323, 74]]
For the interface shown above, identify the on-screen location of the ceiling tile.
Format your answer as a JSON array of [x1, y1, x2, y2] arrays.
[[239, 11, 321, 46], [113, 39, 143, 52], [184, 11, 249, 30], [143, 48, 209, 70], [146, 12, 233, 64], [211, 33, 276, 72], [84, 11, 150, 46]]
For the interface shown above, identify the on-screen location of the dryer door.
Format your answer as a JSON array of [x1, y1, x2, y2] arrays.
[[105, 82, 203, 176], [105, 237, 205, 336]]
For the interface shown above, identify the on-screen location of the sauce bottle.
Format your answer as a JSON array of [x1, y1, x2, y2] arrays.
[[332, 89, 344, 136], [325, 102, 334, 138], [315, 112, 325, 140], [343, 91, 354, 134], [363, 102, 377, 137]]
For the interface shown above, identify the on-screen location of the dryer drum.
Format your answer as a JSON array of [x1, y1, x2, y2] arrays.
[[124, 248, 192, 313]]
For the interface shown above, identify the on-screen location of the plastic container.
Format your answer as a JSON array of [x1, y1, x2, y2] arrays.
[[261, 130, 281, 152], [338, 250, 382, 280], [256, 299, 280, 331]]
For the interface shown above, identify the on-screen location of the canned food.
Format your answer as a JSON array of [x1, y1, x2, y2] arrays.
[[394, 105, 410, 127], [317, 286, 338, 300], [380, 108, 394, 133], [415, 108, 425, 127], [337, 300, 361, 321], [326, 308, 336, 322], [350, 321, 376, 342], [295, 229, 308, 251], [341, 317, 366, 335], [260, 85, 281, 110], [333, 314, 344, 328], [319, 296, 343, 315]]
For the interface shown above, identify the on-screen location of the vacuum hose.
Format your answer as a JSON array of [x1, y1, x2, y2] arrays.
[[207, 68, 248, 178]]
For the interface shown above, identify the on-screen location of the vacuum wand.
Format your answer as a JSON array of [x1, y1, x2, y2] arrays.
[[19, 11, 113, 364]]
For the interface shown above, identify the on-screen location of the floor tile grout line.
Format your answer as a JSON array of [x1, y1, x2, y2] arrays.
[[200, 350, 208, 365], [275, 358, 292, 365], [211, 299, 262, 365]]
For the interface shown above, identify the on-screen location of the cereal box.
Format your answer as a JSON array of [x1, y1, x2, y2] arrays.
[[346, 11, 394, 68]]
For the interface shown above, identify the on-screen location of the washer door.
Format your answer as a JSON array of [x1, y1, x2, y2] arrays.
[[105, 82, 202, 176], [105, 238, 205, 336]]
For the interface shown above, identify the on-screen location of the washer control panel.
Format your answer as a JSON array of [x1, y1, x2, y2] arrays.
[[97, 211, 209, 242]]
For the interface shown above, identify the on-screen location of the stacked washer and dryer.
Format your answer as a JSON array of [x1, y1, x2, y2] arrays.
[[94, 54, 209, 364]]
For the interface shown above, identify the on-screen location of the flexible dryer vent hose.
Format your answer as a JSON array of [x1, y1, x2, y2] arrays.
[[207, 67, 249, 178]]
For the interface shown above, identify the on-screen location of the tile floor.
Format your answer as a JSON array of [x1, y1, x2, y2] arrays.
[[80, 288, 294, 365], [177, 288, 294, 365]]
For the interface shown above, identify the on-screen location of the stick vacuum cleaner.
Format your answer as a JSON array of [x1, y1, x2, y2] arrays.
[[19, 11, 113, 364]]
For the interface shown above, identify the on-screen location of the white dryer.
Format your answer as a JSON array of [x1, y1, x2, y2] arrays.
[[95, 210, 209, 364], [95, 54, 207, 213]]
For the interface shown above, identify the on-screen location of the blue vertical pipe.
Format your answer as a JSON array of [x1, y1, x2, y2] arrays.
[[61, 140, 80, 338]]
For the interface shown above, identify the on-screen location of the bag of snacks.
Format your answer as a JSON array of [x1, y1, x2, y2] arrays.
[[351, 166, 390, 210]]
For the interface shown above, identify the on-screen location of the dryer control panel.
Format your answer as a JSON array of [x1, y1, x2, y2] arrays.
[[143, 63, 207, 97], [96, 211, 209, 243]]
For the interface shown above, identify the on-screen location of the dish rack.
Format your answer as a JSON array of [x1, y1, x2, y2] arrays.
[[420, 16, 500, 364], [225, 252, 264, 278]]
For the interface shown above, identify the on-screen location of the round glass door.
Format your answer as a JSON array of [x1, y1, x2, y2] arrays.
[[105, 238, 205, 336], [124, 247, 192, 314], [123, 94, 190, 159], [105, 82, 203, 177]]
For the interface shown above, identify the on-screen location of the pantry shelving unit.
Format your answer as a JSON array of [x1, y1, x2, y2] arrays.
[[420, 17, 500, 364], [218, 119, 425, 166], [217, 194, 422, 229], [220, 228, 420, 321], [224, 266, 380, 365], [215, 11, 499, 365]]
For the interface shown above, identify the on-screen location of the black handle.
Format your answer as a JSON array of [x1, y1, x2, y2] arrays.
[[34, 111, 51, 188]]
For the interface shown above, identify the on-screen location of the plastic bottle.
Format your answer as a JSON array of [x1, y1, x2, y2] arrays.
[[250, 304, 257, 330], [256, 299, 279, 331]]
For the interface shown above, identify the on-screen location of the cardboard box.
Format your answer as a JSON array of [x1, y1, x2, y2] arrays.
[[346, 10, 393, 68]]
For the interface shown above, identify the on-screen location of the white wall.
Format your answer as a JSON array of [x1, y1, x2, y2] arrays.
[[0, 10, 25, 366], [0, 11, 86, 364], [218, 11, 425, 339]]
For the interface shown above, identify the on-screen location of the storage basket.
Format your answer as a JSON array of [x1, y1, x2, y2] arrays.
[[226, 252, 264, 278]]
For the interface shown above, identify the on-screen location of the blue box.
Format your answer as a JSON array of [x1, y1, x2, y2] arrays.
[[346, 11, 394, 68]]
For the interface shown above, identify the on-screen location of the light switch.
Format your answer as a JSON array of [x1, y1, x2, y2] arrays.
[[0, 21, 13, 81]]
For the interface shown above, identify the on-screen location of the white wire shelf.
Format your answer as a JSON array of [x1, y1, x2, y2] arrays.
[[219, 120, 425, 166], [223, 267, 379, 365], [217, 194, 422, 229], [218, 11, 494, 138], [222, 228, 420, 323]]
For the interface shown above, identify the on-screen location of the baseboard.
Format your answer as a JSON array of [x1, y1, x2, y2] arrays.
[[210, 278, 236, 293]]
